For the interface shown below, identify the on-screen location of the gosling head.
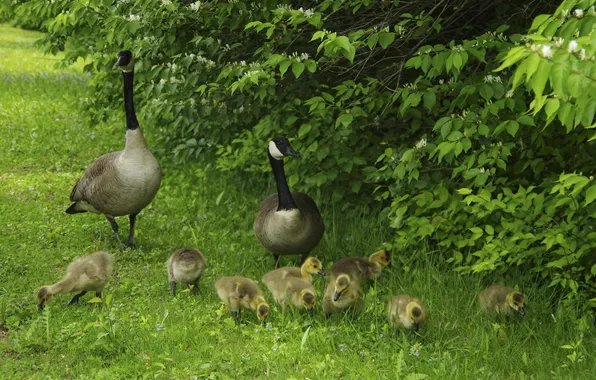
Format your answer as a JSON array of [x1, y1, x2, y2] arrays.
[[256, 301, 270, 322], [269, 137, 300, 160], [303, 257, 325, 276], [37, 286, 53, 312], [506, 291, 525, 316], [301, 289, 317, 316], [115, 50, 134, 72], [333, 274, 352, 302], [370, 249, 392, 268], [406, 301, 425, 332]]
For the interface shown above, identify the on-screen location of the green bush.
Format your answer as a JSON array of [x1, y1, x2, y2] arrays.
[[8, 0, 596, 301]]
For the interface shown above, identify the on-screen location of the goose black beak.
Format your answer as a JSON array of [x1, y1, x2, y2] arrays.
[[518, 307, 526, 317], [307, 308, 315, 317], [318, 270, 325, 276], [333, 292, 341, 302], [114, 56, 127, 67], [413, 323, 419, 332], [284, 147, 300, 158]]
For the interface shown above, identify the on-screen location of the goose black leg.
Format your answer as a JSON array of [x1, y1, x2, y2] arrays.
[[300, 253, 309, 265], [67, 290, 87, 306], [126, 212, 138, 247], [232, 310, 240, 325], [191, 277, 200, 295], [273, 253, 280, 268], [105, 215, 125, 250], [170, 281, 176, 297], [95, 291, 101, 298]]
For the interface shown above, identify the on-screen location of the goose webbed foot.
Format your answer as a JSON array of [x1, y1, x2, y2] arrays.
[[66, 290, 87, 306]]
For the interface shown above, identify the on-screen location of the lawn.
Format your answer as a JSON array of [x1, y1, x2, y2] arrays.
[[0, 24, 594, 379]]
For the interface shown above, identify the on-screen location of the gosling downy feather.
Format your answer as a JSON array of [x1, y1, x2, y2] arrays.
[[65, 50, 161, 249], [328, 249, 391, 283], [322, 273, 363, 315], [37, 251, 113, 311], [167, 248, 207, 296], [215, 276, 270, 325], [479, 285, 526, 316], [254, 137, 325, 266], [263, 275, 317, 315], [387, 294, 426, 332], [261, 257, 325, 287]]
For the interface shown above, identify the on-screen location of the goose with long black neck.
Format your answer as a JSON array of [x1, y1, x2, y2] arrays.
[[254, 137, 325, 267], [65, 50, 161, 249]]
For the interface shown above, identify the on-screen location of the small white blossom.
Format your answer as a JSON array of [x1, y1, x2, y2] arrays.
[[530, 44, 538, 52], [505, 89, 514, 98], [161, 0, 172, 6], [567, 40, 578, 53], [579, 48, 586, 60], [128, 14, 140, 22], [239, 60, 246, 66], [415, 138, 427, 149], [541, 45, 552, 58], [553, 37, 564, 48], [159, 78, 166, 85], [484, 75, 494, 83], [298, 7, 314, 18], [300, 53, 309, 60], [573, 9, 583, 18], [479, 167, 485, 173], [561, 9, 569, 18], [190, 1, 202, 11]]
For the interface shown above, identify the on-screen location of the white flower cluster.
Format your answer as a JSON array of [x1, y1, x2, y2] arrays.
[[196, 55, 216, 67], [243, 70, 261, 77], [128, 14, 140, 22], [289, 52, 310, 61], [298, 7, 314, 18], [415, 138, 427, 149], [161, 0, 172, 6], [277, 4, 293, 10], [190, 1, 202, 11], [483, 75, 502, 83]]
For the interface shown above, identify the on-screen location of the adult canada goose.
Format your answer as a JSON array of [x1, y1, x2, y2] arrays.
[[479, 285, 526, 316], [253, 137, 325, 266], [37, 251, 113, 311], [65, 50, 161, 249], [387, 294, 426, 333], [215, 276, 270, 325], [328, 249, 391, 283], [167, 248, 207, 297]]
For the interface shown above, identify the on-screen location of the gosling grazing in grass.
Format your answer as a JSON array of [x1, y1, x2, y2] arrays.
[[253, 137, 325, 266], [479, 285, 526, 316], [65, 50, 161, 249], [215, 276, 270, 325], [328, 249, 391, 283], [167, 248, 206, 297], [263, 276, 317, 316], [322, 273, 363, 316], [37, 251, 113, 311], [387, 294, 426, 333]]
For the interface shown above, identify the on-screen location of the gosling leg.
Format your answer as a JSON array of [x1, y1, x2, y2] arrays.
[[126, 213, 138, 247], [105, 215, 125, 251], [170, 281, 176, 297], [231, 310, 240, 325], [66, 290, 87, 306], [191, 277, 200, 295]]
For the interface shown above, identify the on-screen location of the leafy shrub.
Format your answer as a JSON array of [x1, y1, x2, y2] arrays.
[[8, 0, 596, 300]]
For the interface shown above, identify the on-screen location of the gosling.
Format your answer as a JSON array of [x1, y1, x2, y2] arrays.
[[264, 276, 317, 316], [215, 276, 270, 325], [328, 249, 391, 283], [479, 285, 526, 316], [167, 248, 207, 297], [37, 251, 113, 311], [322, 273, 363, 316], [387, 294, 426, 334], [262, 256, 324, 285]]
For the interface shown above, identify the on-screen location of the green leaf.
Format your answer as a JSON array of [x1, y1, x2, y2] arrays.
[[279, 59, 291, 77], [485, 225, 494, 235], [585, 184, 596, 206], [305, 60, 317, 73], [378, 32, 395, 49], [298, 123, 312, 137], [316, 146, 330, 161], [530, 14, 551, 31], [478, 124, 490, 136], [335, 36, 352, 52], [531, 60, 552, 99], [291, 62, 305, 79], [544, 98, 560, 120], [423, 91, 436, 111], [336, 113, 353, 128], [517, 115, 534, 126], [367, 33, 379, 50], [506, 121, 520, 137], [457, 188, 472, 195]]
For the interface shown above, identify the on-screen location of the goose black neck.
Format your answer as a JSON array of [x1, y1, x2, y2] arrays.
[[122, 71, 139, 130], [268, 152, 298, 211]]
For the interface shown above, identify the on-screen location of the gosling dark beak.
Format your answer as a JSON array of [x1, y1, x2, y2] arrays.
[[333, 292, 341, 302], [284, 147, 300, 158], [518, 307, 526, 317], [413, 323, 419, 332], [318, 270, 325, 276], [387, 261, 392, 268], [307, 308, 315, 317], [114, 56, 127, 67], [38, 304, 44, 312]]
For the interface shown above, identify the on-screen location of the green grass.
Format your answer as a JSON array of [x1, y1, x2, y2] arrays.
[[0, 23, 595, 379]]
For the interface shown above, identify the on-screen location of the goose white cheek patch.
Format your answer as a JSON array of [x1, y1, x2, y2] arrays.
[[268, 141, 284, 160]]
